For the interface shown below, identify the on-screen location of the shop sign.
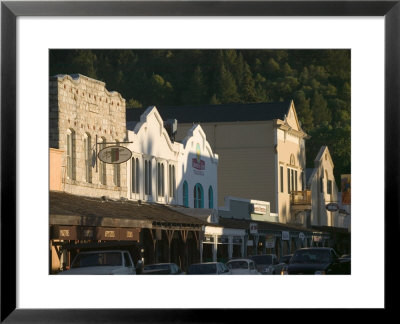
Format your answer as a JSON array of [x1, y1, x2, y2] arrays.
[[192, 143, 205, 176], [299, 232, 305, 240], [247, 240, 253, 247], [250, 223, 258, 234], [51, 225, 77, 240], [252, 204, 267, 215], [120, 228, 140, 241], [98, 146, 132, 164], [281, 231, 290, 241], [325, 203, 339, 212], [313, 234, 322, 242], [265, 233, 275, 248]]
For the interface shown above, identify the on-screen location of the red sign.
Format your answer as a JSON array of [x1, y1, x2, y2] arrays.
[[192, 158, 205, 170]]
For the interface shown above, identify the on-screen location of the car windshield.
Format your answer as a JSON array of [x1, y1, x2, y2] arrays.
[[71, 252, 122, 268], [144, 264, 170, 271], [228, 261, 249, 269], [250, 255, 273, 265], [291, 250, 331, 264], [188, 264, 216, 274]]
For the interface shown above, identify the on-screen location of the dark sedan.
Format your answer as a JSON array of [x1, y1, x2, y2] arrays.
[[281, 248, 349, 275]]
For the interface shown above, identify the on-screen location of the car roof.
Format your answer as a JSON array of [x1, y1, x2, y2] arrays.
[[190, 262, 220, 265], [144, 263, 174, 266], [227, 259, 253, 262], [295, 247, 333, 252], [75, 250, 125, 254]]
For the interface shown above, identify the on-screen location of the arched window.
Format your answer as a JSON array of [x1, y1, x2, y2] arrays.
[[66, 129, 76, 180], [208, 186, 214, 209], [194, 183, 204, 208], [183, 181, 188, 207], [99, 137, 107, 185]]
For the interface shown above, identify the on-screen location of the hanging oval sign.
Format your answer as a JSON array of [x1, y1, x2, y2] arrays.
[[325, 202, 339, 212], [98, 146, 132, 164]]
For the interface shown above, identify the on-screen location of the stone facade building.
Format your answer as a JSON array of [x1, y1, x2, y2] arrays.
[[50, 74, 127, 198]]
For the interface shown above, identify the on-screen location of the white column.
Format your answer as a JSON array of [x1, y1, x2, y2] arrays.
[[213, 235, 218, 262], [228, 236, 233, 260]]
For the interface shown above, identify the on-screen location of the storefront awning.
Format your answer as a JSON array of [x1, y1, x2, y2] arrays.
[[50, 191, 209, 231]]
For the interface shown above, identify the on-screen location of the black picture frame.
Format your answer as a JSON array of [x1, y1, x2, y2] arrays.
[[1, 0, 397, 322]]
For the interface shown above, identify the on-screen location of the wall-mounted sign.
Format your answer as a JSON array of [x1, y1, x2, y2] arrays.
[[250, 223, 258, 234], [265, 233, 275, 248], [325, 202, 339, 212], [281, 231, 290, 241], [192, 143, 205, 175], [299, 232, 305, 240], [98, 146, 132, 164], [252, 204, 267, 215]]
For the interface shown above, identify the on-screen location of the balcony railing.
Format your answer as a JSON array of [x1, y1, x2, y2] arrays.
[[290, 190, 311, 205]]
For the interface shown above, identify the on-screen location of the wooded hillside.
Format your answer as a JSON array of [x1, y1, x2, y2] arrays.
[[50, 49, 350, 187]]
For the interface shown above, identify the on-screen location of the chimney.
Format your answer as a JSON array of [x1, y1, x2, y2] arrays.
[[164, 119, 178, 142]]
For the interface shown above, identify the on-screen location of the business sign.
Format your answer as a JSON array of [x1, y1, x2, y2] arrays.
[[281, 231, 290, 241], [313, 234, 322, 242], [249, 223, 258, 234], [98, 146, 132, 164], [341, 174, 351, 205], [299, 232, 305, 240], [252, 204, 268, 215], [265, 233, 275, 248], [192, 143, 205, 175], [325, 202, 339, 212]]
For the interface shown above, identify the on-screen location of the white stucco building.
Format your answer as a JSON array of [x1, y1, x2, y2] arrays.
[[125, 106, 218, 210]]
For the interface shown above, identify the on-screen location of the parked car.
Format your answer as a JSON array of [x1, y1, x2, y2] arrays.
[[281, 248, 348, 275], [274, 254, 293, 275], [187, 262, 231, 275], [338, 255, 351, 274], [142, 263, 184, 275], [226, 258, 260, 275], [249, 254, 280, 274], [58, 250, 136, 275]]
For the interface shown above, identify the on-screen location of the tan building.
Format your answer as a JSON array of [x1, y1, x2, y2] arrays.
[[307, 146, 350, 229], [127, 100, 310, 225], [50, 74, 127, 199]]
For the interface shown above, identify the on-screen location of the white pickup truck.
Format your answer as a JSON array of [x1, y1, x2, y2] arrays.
[[58, 250, 137, 275]]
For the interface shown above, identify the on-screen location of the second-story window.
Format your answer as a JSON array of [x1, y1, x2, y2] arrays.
[[280, 166, 284, 193], [113, 140, 120, 187], [169, 165, 176, 198], [132, 157, 140, 194], [144, 160, 152, 196], [99, 137, 107, 185], [327, 179, 332, 195], [194, 183, 204, 208], [183, 181, 188, 207], [84, 133, 92, 183], [66, 129, 76, 180], [208, 186, 214, 209], [157, 162, 165, 197]]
